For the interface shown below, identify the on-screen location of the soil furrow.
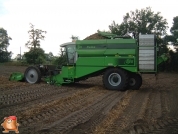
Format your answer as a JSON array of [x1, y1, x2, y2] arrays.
[[19, 88, 102, 121], [0, 82, 97, 120], [121, 89, 162, 134], [0, 88, 74, 120], [93, 90, 136, 134], [105, 89, 151, 134], [0, 82, 46, 93], [0, 85, 48, 99], [151, 90, 162, 119], [70, 90, 128, 134], [1, 66, 178, 134], [0, 86, 66, 108], [38, 89, 119, 134], [120, 74, 178, 134], [160, 90, 170, 118], [17, 86, 107, 133], [124, 117, 178, 134], [168, 88, 178, 117]]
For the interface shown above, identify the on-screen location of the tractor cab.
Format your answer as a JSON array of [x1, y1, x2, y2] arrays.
[[60, 42, 77, 65]]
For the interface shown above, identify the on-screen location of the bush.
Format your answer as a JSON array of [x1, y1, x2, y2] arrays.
[[24, 48, 46, 65]]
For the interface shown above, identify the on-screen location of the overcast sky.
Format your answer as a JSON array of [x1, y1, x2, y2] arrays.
[[0, 0, 177, 58]]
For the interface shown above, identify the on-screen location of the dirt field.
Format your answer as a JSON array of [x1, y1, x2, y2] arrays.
[[0, 65, 178, 134]]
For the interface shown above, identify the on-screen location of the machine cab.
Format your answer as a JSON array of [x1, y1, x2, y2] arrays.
[[60, 42, 77, 65]]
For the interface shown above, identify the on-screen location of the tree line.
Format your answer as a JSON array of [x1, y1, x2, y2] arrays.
[[0, 28, 12, 62], [0, 7, 178, 71]]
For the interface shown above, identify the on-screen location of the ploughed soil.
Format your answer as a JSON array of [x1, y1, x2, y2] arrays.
[[0, 65, 178, 134]]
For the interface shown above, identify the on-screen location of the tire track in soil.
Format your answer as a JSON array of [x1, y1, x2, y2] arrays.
[[19, 86, 101, 121], [92, 78, 159, 134], [128, 107, 178, 132], [122, 117, 178, 134], [17, 86, 107, 133], [120, 87, 163, 134], [140, 77, 178, 134], [103, 89, 152, 134], [145, 117, 178, 134], [160, 90, 170, 118], [92, 90, 135, 134], [118, 74, 178, 134], [70, 90, 129, 134], [143, 88, 162, 124], [37, 88, 123, 134], [167, 85, 178, 117]]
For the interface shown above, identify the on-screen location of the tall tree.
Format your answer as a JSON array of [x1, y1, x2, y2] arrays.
[[25, 23, 47, 49], [162, 16, 178, 71], [170, 16, 178, 45], [24, 23, 47, 64], [109, 7, 168, 38], [0, 28, 12, 51], [163, 16, 178, 46], [0, 28, 12, 62], [163, 16, 178, 47]]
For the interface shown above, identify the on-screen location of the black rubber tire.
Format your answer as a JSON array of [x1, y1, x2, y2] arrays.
[[128, 73, 142, 90], [103, 68, 128, 91], [24, 66, 41, 84]]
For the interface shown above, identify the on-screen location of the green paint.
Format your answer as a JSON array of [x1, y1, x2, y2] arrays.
[[9, 72, 24, 81], [124, 59, 134, 65], [11, 32, 169, 85]]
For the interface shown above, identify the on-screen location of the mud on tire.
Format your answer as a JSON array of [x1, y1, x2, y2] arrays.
[[102, 68, 128, 91]]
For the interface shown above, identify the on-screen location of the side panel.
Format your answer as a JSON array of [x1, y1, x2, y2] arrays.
[[104, 49, 135, 55], [60, 66, 75, 79], [139, 48, 155, 70], [76, 57, 105, 66], [104, 57, 135, 66], [139, 35, 156, 72], [105, 39, 137, 72], [76, 39, 138, 73], [45, 66, 75, 85], [75, 66, 106, 78], [77, 50, 106, 56], [76, 39, 138, 75]]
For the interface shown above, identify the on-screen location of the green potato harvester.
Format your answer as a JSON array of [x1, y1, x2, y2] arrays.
[[9, 32, 169, 91]]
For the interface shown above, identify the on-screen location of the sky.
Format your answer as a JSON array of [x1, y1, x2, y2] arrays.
[[0, 0, 177, 58]]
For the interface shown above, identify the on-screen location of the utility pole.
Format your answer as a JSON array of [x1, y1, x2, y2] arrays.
[[20, 46, 21, 60]]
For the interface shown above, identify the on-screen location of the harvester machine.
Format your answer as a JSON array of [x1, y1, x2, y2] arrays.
[[9, 32, 169, 91]]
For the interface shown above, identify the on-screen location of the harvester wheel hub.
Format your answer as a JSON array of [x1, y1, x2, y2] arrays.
[[129, 78, 136, 86], [108, 73, 121, 86], [30, 74, 34, 78], [25, 68, 38, 84], [24, 66, 41, 84], [127, 73, 142, 90]]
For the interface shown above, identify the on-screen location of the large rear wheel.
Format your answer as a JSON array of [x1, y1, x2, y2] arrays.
[[24, 66, 41, 84], [128, 73, 142, 90], [103, 68, 128, 91]]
